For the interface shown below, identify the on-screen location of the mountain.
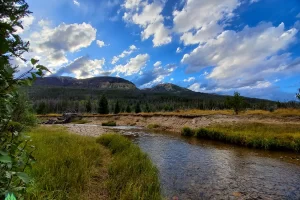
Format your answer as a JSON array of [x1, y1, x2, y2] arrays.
[[145, 83, 191, 93], [33, 76, 137, 90]]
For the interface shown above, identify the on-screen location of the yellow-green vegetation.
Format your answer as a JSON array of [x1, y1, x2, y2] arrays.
[[25, 126, 109, 200], [184, 123, 300, 152], [102, 121, 117, 126], [181, 127, 194, 136], [147, 123, 160, 129], [96, 134, 162, 200]]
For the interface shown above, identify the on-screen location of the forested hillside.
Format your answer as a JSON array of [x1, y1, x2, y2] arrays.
[[23, 76, 283, 114]]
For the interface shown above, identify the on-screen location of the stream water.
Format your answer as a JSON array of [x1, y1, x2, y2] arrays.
[[108, 126, 300, 200]]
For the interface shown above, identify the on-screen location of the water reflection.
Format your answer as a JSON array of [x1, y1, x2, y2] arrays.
[[132, 132, 300, 200]]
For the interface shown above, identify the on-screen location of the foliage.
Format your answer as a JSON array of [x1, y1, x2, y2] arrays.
[[135, 102, 141, 113], [85, 98, 92, 113], [125, 105, 131, 113], [114, 101, 120, 114], [102, 121, 117, 127], [147, 124, 160, 129], [25, 126, 108, 200], [0, 0, 49, 198], [225, 92, 245, 115], [181, 127, 194, 137], [98, 95, 109, 114], [96, 134, 162, 200], [297, 89, 300, 101]]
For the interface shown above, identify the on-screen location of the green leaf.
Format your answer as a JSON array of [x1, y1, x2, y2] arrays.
[[16, 172, 31, 184], [5, 193, 17, 200], [0, 155, 12, 163], [30, 58, 39, 65], [0, 151, 8, 156], [36, 65, 50, 73]]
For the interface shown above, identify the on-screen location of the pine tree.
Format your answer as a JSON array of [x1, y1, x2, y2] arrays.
[[86, 98, 92, 113], [125, 105, 131, 113], [114, 101, 120, 114], [98, 95, 109, 114], [145, 103, 150, 112], [135, 102, 141, 113]]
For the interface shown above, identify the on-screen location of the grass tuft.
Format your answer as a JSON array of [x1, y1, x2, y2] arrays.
[[102, 121, 117, 126], [96, 134, 162, 200], [147, 124, 160, 129], [25, 126, 109, 200], [181, 127, 195, 137]]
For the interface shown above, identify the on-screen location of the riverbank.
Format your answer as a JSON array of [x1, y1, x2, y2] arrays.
[[25, 126, 162, 200], [181, 123, 300, 152]]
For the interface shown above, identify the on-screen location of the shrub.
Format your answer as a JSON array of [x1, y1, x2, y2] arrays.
[[102, 121, 117, 126], [181, 127, 194, 136], [147, 124, 160, 129]]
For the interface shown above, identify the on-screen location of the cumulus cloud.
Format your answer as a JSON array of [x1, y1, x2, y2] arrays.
[[136, 63, 177, 87], [73, 0, 80, 6], [96, 40, 106, 48], [54, 56, 106, 78], [123, 0, 171, 46], [111, 45, 137, 64], [15, 15, 35, 34], [26, 21, 97, 69], [176, 47, 182, 53], [153, 61, 161, 67], [112, 53, 149, 76], [184, 77, 195, 82], [182, 23, 298, 89], [173, 0, 240, 45]]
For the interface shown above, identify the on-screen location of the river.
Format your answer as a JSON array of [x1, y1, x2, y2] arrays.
[[110, 126, 300, 199]]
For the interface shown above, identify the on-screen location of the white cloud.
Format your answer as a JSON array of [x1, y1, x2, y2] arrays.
[[96, 40, 106, 48], [16, 21, 97, 72], [296, 13, 300, 18], [176, 47, 182, 53], [188, 83, 201, 92], [73, 0, 80, 6], [184, 77, 195, 82], [173, 0, 240, 45], [113, 54, 149, 76], [182, 23, 298, 89], [250, 0, 260, 4], [15, 15, 35, 34], [55, 56, 106, 78], [154, 61, 161, 67], [139, 63, 177, 87], [111, 45, 137, 64], [123, 0, 171, 46]]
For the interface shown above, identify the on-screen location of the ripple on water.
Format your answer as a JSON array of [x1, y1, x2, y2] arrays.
[[132, 133, 300, 200]]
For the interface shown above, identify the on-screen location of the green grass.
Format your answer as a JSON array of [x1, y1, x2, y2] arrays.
[[102, 121, 117, 126], [147, 123, 160, 129], [25, 126, 109, 200], [96, 134, 162, 200], [188, 123, 300, 152], [181, 127, 195, 137]]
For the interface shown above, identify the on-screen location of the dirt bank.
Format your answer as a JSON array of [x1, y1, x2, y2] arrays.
[[73, 114, 300, 133]]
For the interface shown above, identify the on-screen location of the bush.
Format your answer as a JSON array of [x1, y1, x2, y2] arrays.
[[181, 127, 195, 136], [102, 121, 117, 126], [147, 124, 160, 129]]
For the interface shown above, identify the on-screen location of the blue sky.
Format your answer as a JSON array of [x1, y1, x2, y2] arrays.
[[16, 0, 300, 101]]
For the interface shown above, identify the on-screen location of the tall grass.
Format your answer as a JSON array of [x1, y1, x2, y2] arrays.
[[189, 123, 300, 152], [96, 134, 162, 200], [25, 126, 109, 200]]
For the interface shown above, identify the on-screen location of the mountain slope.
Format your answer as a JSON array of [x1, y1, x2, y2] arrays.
[[33, 76, 137, 90]]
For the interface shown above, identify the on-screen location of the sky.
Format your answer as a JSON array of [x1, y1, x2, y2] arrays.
[[13, 0, 300, 101]]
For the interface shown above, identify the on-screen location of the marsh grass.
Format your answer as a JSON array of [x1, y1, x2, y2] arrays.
[[192, 123, 300, 152], [71, 119, 90, 124], [102, 121, 117, 126], [25, 126, 109, 200], [96, 134, 162, 200], [147, 123, 160, 129], [181, 127, 195, 136]]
